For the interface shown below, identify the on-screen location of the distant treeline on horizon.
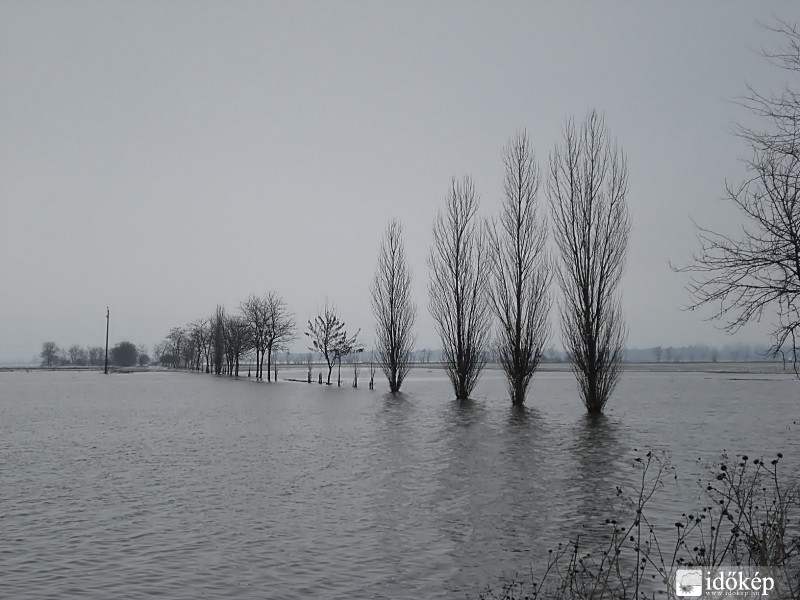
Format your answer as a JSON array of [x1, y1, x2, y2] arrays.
[[13, 340, 781, 368]]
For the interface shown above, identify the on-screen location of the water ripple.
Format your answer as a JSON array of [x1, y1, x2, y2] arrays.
[[1, 369, 798, 598]]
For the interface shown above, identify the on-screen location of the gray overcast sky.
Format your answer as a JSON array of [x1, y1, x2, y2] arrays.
[[2, 1, 798, 362]]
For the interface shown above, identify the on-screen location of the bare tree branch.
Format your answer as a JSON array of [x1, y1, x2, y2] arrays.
[[675, 21, 800, 373]]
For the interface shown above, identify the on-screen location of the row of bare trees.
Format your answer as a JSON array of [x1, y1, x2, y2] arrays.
[[425, 22, 800, 407], [39, 341, 147, 368], [157, 292, 367, 387], [150, 23, 798, 408], [427, 111, 630, 413], [156, 292, 296, 380], [40, 341, 106, 367], [152, 112, 629, 412]]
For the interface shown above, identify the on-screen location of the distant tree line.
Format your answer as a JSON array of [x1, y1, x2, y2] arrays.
[[626, 343, 775, 364], [155, 292, 299, 380], [39, 341, 148, 367]]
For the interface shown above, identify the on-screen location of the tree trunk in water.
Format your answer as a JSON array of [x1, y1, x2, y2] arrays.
[[456, 375, 468, 400], [511, 376, 525, 406]]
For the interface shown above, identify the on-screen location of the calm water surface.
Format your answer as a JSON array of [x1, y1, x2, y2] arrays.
[[2, 368, 798, 599]]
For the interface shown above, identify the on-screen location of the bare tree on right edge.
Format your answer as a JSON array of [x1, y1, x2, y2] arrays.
[[488, 130, 552, 406], [548, 110, 631, 414], [428, 176, 492, 400], [371, 220, 417, 392], [673, 21, 800, 373]]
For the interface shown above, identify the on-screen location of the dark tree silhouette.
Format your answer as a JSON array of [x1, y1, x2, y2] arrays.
[[371, 220, 417, 392], [87, 346, 104, 366], [675, 21, 800, 372], [40, 341, 58, 367], [137, 344, 150, 367], [111, 341, 138, 367], [212, 305, 225, 375], [68, 344, 88, 365], [263, 292, 296, 382], [488, 130, 552, 405], [428, 176, 492, 400], [187, 319, 208, 371], [548, 110, 630, 414], [224, 315, 251, 376], [241, 294, 269, 379], [166, 326, 185, 369]]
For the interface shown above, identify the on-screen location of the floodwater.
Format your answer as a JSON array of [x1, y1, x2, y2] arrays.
[[1, 367, 798, 599]]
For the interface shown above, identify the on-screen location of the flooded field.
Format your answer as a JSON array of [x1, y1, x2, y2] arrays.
[[2, 367, 798, 599]]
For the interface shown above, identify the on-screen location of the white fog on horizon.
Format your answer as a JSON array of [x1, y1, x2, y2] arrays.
[[1, 1, 798, 363]]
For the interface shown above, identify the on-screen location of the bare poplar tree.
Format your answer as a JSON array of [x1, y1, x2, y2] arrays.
[[675, 21, 800, 372], [212, 305, 225, 375], [428, 176, 492, 400], [488, 130, 552, 405], [371, 220, 417, 392], [548, 110, 630, 414]]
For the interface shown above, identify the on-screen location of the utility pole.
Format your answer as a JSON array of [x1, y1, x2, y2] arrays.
[[104, 307, 110, 374]]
